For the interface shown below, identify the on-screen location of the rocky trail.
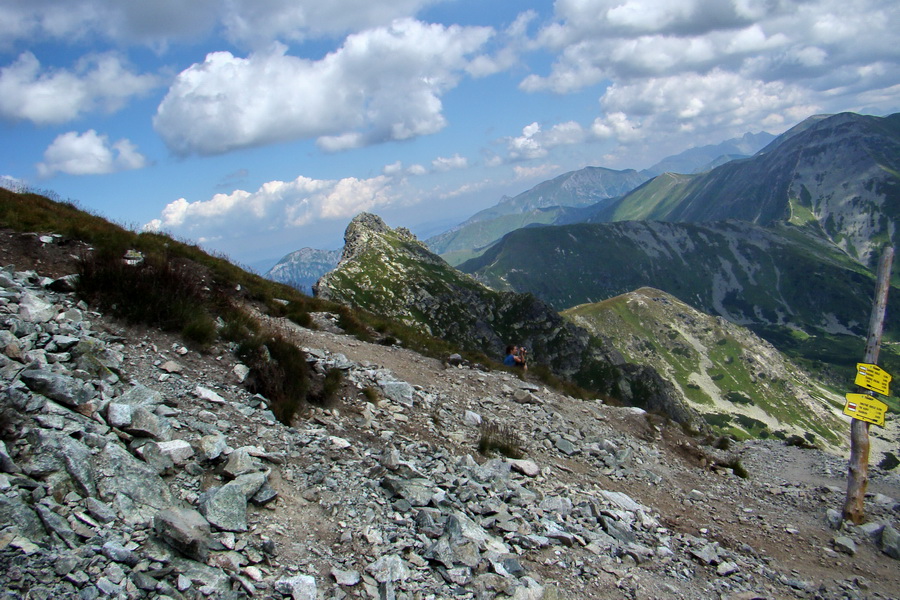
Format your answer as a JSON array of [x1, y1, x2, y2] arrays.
[[0, 231, 898, 600]]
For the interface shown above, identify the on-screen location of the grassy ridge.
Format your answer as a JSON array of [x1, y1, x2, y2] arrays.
[[564, 288, 849, 447], [0, 188, 495, 422]]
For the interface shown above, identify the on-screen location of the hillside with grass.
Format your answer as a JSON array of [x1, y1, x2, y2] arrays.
[[315, 213, 699, 424], [603, 112, 900, 270], [563, 288, 858, 453], [0, 188, 498, 423], [459, 219, 900, 390]]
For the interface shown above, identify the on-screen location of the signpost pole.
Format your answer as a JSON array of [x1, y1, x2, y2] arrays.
[[842, 246, 894, 524]]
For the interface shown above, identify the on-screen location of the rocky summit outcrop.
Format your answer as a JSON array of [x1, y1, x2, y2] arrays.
[[1, 258, 900, 599], [315, 213, 696, 427]]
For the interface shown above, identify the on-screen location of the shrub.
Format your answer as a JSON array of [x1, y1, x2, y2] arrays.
[[725, 391, 753, 405], [238, 335, 310, 424], [477, 420, 524, 459], [76, 248, 211, 341], [785, 434, 817, 449], [727, 458, 749, 479], [362, 386, 380, 403], [713, 436, 733, 451], [878, 452, 899, 470], [219, 306, 260, 343], [308, 367, 344, 407], [181, 314, 217, 347]]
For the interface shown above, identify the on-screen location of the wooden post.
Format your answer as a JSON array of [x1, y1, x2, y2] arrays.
[[842, 246, 894, 524]]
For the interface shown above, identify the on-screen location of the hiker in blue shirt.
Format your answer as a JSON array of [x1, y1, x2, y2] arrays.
[[504, 345, 527, 370]]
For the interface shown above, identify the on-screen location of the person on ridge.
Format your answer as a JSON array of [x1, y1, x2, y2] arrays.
[[504, 344, 527, 370]]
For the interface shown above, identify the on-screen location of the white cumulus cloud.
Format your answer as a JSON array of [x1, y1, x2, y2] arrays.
[[431, 154, 468, 172], [0, 52, 160, 125], [517, 0, 899, 161], [221, 0, 448, 48], [153, 19, 493, 156], [0, 0, 452, 51], [0, 0, 220, 50], [506, 121, 586, 161], [37, 130, 148, 177], [146, 174, 399, 240]]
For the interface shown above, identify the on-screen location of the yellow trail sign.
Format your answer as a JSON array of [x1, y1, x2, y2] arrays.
[[843, 393, 888, 427], [855, 363, 891, 396]]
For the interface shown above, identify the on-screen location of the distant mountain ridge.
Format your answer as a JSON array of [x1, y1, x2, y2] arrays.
[[426, 131, 776, 265], [265, 247, 340, 294], [643, 131, 776, 176], [459, 219, 895, 339], [603, 112, 900, 269], [427, 167, 649, 264]]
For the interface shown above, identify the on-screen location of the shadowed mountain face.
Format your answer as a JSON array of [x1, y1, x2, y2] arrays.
[[460, 219, 895, 336]]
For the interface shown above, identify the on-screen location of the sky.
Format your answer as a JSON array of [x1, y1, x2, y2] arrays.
[[1, 0, 899, 271]]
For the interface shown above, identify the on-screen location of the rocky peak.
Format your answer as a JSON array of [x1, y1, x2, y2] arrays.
[[340, 213, 422, 263]]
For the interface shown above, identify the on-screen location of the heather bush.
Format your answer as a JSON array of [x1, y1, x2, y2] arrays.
[[76, 248, 213, 346], [477, 420, 524, 459], [237, 335, 310, 425]]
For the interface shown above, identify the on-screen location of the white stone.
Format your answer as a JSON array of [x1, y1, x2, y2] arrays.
[[18, 291, 55, 323], [157, 440, 195, 464], [509, 459, 540, 477], [195, 386, 226, 404], [233, 364, 250, 382]]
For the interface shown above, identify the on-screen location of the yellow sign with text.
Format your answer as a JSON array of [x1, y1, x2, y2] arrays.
[[855, 363, 891, 396], [843, 393, 888, 427]]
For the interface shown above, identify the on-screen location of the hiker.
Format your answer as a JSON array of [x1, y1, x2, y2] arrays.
[[504, 344, 527, 370]]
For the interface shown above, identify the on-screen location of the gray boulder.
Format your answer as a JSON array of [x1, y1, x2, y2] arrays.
[[199, 482, 250, 532], [275, 574, 317, 600], [882, 524, 900, 560], [153, 507, 213, 561], [19, 369, 93, 408], [93, 443, 173, 523]]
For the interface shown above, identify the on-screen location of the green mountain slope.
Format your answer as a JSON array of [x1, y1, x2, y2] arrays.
[[459, 220, 900, 382], [605, 112, 900, 269], [316, 213, 699, 422], [563, 288, 848, 450]]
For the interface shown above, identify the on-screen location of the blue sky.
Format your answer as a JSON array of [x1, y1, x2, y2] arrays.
[[2, 0, 899, 270]]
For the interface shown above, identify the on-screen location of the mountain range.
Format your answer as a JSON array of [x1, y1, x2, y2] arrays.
[[265, 247, 340, 295], [425, 131, 777, 266], [267, 111, 899, 443], [595, 112, 900, 270], [314, 213, 699, 425]]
